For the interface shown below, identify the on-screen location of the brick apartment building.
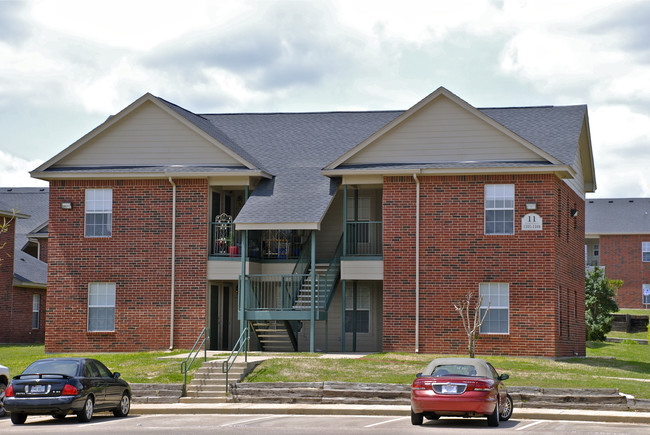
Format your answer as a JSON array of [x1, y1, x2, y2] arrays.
[[0, 188, 49, 343], [30, 87, 595, 357], [586, 198, 650, 308]]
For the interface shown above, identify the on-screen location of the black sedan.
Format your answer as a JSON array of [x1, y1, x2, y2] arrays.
[[4, 357, 131, 424]]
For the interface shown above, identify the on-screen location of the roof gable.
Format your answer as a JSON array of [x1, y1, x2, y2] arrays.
[[32, 94, 260, 177], [326, 87, 560, 170]]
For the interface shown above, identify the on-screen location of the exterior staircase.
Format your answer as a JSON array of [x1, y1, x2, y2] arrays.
[[250, 320, 297, 352], [292, 264, 328, 310], [179, 359, 258, 403]]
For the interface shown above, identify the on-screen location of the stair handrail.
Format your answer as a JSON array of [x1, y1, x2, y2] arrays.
[[322, 234, 344, 310], [180, 327, 207, 393], [222, 325, 250, 396]]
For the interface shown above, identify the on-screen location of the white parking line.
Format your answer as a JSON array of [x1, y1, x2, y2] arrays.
[[364, 416, 409, 428], [220, 415, 287, 427], [515, 420, 545, 431]]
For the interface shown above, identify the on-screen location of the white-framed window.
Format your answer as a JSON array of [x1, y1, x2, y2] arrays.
[[32, 294, 40, 329], [85, 189, 112, 237], [345, 285, 370, 333], [593, 244, 599, 257], [88, 282, 116, 332], [485, 184, 514, 235], [643, 242, 650, 262], [479, 283, 509, 334], [643, 284, 650, 305]]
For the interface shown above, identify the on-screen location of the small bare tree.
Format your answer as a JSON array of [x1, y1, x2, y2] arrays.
[[0, 209, 18, 265], [453, 291, 490, 358]]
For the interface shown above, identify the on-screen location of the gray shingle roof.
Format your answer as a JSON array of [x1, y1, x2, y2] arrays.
[[0, 187, 49, 285], [203, 111, 402, 227], [479, 105, 587, 165], [586, 198, 650, 235]]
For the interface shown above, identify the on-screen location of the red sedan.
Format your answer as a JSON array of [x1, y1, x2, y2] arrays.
[[411, 357, 513, 426]]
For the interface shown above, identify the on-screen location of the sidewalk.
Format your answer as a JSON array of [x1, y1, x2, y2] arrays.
[[129, 402, 650, 424]]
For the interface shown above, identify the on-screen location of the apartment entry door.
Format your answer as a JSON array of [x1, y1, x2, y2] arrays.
[[209, 284, 233, 350]]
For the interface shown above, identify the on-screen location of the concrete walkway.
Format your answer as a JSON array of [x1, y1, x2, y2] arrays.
[[129, 402, 650, 424]]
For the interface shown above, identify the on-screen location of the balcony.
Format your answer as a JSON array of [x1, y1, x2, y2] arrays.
[[345, 221, 382, 257], [210, 221, 309, 260]]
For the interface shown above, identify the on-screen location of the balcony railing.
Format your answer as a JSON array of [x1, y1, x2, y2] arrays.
[[346, 221, 382, 256], [245, 274, 307, 310], [210, 221, 241, 257]]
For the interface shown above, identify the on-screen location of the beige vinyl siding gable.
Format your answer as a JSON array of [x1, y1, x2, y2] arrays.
[[346, 96, 545, 165], [54, 101, 241, 168]]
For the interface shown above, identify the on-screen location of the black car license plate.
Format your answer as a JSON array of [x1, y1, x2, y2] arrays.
[[29, 384, 48, 394]]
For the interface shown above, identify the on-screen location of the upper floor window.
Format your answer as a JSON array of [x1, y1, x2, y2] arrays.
[[479, 282, 509, 334], [643, 242, 650, 262], [88, 282, 116, 332], [85, 189, 112, 237], [485, 184, 514, 235], [593, 244, 599, 257]]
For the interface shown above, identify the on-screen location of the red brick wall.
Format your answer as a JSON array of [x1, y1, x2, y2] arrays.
[[0, 217, 15, 342], [600, 235, 650, 308], [46, 178, 208, 352], [0, 217, 46, 343], [39, 238, 48, 263], [382, 174, 585, 357]]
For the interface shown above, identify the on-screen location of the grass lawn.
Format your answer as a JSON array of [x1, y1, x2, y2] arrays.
[[0, 344, 194, 384], [2, 339, 649, 399]]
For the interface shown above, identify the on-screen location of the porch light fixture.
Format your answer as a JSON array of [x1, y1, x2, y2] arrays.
[[61, 202, 72, 210], [570, 209, 579, 218], [525, 201, 537, 210]]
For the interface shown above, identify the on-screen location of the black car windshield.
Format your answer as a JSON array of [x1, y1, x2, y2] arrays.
[[23, 360, 80, 377]]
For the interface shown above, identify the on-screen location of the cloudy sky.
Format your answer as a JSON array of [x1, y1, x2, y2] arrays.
[[1, 0, 649, 198]]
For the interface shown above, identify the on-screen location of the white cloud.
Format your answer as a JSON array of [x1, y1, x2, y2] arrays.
[[0, 151, 47, 187]]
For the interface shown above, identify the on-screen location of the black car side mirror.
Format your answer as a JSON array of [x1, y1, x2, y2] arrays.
[[498, 374, 509, 381], [114, 372, 121, 379]]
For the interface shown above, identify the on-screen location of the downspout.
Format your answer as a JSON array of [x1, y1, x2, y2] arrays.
[[168, 177, 177, 350], [413, 173, 420, 353]]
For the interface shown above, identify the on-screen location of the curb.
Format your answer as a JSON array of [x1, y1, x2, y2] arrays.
[[129, 403, 650, 424]]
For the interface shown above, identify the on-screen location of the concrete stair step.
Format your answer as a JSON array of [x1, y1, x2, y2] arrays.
[[179, 396, 228, 404]]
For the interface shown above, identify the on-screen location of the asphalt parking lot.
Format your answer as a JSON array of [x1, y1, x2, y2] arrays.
[[2, 413, 650, 434]]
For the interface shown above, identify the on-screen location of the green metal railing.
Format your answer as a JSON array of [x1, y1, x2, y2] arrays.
[[322, 235, 343, 310], [246, 274, 308, 310], [180, 327, 207, 392], [222, 326, 249, 395], [346, 221, 382, 256]]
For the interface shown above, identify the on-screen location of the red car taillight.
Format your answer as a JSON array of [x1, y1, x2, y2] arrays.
[[473, 380, 493, 392], [412, 377, 430, 390], [61, 384, 78, 396], [5, 384, 14, 397]]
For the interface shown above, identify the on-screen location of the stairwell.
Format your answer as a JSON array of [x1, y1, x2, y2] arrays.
[[292, 264, 328, 310], [179, 359, 259, 403], [250, 320, 297, 352]]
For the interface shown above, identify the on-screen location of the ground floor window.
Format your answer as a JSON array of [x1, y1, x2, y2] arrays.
[[643, 284, 650, 305], [345, 285, 370, 333], [32, 294, 40, 329], [88, 282, 116, 332], [479, 283, 509, 334]]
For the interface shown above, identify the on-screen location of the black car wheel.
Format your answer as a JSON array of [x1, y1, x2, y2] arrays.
[[77, 396, 94, 423], [113, 392, 130, 417], [11, 412, 28, 425], [487, 402, 500, 427], [0, 381, 6, 418], [500, 394, 513, 421], [411, 408, 424, 425]]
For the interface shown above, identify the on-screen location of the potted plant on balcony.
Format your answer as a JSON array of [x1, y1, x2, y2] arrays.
[[227, 233, 240, 257]]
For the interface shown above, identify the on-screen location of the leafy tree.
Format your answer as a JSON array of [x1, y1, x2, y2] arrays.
[[585, 267, 622, 341], [453, 291, 489, 358]]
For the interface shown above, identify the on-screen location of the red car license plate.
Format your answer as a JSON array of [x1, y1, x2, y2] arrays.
[[442, 384, 457, 394]]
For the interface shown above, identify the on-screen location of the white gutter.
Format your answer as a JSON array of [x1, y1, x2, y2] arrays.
[[168, 177, 177, 350], [413, 173, 420, 353]]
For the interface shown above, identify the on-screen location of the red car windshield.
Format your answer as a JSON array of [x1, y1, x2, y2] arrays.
[[432, 364, 480, 377]]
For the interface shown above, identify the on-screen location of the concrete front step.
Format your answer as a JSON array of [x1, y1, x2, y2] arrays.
[[179, 396, 228, 404]]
